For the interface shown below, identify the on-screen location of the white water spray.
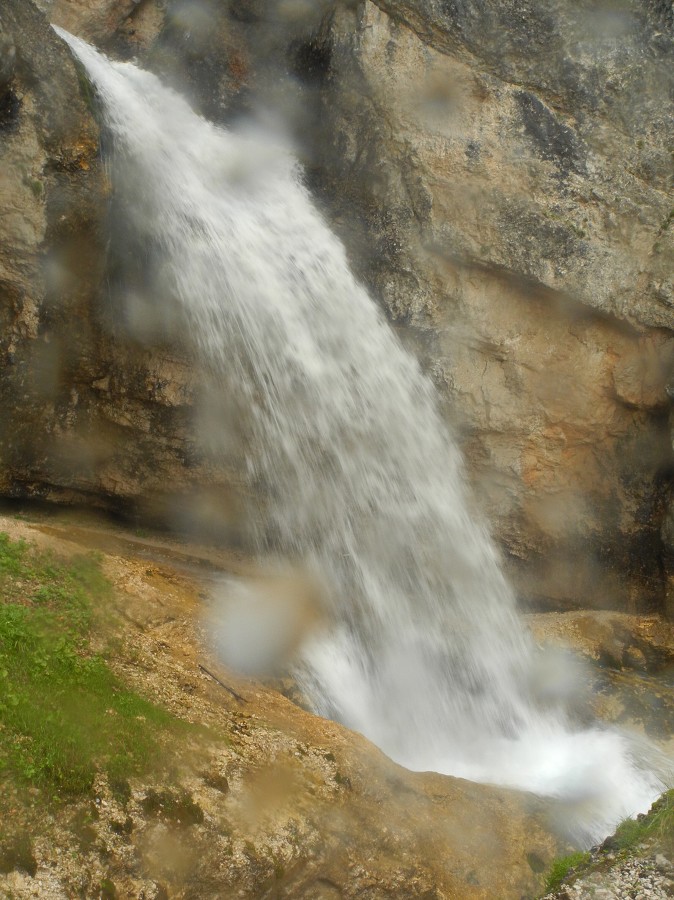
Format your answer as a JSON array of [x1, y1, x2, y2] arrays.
[[56, 28, 669, 843]]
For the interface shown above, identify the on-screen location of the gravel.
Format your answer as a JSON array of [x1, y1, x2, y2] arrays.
[[543, 854, 674, 899]]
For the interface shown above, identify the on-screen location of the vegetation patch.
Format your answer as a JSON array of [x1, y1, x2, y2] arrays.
[[543, 850, 591, 893], [99, 877, 118, 899], [658, 208, 674, 235], [0, 532, 175, 797], [334, 771, 352, 789], [542, 792, 674, 895], [609, 790, 674, 853]]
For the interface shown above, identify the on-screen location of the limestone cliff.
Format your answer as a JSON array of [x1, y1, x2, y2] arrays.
[[299, 0, 674, 613], [0, 0, 242, 538], [1, 0, 674, 614]]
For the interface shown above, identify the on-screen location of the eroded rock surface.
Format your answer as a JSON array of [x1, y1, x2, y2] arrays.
[[1, 0, 674, 614], [528, 610, 674, 752], [0, 0, 247, 540], [300, 0, 674, 612], [0, 512, 562, 899]]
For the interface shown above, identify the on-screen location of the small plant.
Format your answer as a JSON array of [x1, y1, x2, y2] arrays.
[[110, 816, 134, 836], [543, 850, 590, 893], [74, 60, 98, 116], [22, 176, 43, 200], [99, 878, 117, 899], [334, 771, 352, 789], [612, 791, 674, 852], [657, 208, 674, 236], [650, 790, 674, 844]]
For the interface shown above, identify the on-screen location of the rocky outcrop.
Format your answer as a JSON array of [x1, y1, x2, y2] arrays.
[[527, 609, 674, 747], [1, 0, 674, 613], [296, 0, 674, 612], [0, 513, 562, 899], [0, 0, 108, 502], [45, 0, 248, 121], [0, 0, 248, 540]]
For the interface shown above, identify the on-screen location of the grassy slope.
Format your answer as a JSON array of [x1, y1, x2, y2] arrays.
[[0, 531, 176, 796]]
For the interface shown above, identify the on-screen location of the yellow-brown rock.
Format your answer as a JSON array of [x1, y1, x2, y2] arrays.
[[0, 513, 562, 899], [1, 0, 674, 616]]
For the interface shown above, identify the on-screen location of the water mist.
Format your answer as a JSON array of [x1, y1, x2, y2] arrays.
[[55, 27, 670, 844]]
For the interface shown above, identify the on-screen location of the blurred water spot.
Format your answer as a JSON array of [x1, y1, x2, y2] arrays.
[[209, 570, 325, 676]]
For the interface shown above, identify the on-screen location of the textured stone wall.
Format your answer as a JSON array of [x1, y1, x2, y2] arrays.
[[1, 0, 673, 612], [0, 0, 244, 541], [299, 0, 674, 612]]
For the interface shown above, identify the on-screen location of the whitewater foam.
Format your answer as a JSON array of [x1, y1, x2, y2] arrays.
[[54, 26, 670, 843]]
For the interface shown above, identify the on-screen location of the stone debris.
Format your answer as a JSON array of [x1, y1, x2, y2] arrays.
[[544, 855, 674, 899]]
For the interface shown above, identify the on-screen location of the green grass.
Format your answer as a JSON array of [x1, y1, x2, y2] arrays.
[[543, 850, 590, 894], [612, 815, 649, 850], [543, 793, 674, 895], [0, 532, 174, 796], [21, 176, 43, 200], [74, 60, 99, 117], [612, 790, 674, 852], [650, 791, 674, 843]]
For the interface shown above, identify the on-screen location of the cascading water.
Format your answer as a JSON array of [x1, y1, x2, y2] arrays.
[[56, 28, 670, 843]]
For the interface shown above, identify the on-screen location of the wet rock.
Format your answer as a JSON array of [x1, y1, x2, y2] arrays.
[[48, 0, 147, 44], [0, 26, 16, 91], [298, 0, 674, 613], [655, 854, 673, 873], [527, 610, 674, 673], [613, 340, 674, 410], [1, 0, 674, 619], [0, 1, 251, 537], [623, 645, 649, 671], [0, 513, 564, 900], [527, 610, 674, 745]]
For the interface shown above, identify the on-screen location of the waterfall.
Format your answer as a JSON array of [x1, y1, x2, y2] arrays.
[[55, 28, 669, 843]]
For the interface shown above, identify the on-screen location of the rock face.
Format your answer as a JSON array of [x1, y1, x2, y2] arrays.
[[0, 0, 246, 540], [527, 609, 674, 752], [296, 0, 674, 612], [1, 0, 674, 613], [0, 0, 108, 503]]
